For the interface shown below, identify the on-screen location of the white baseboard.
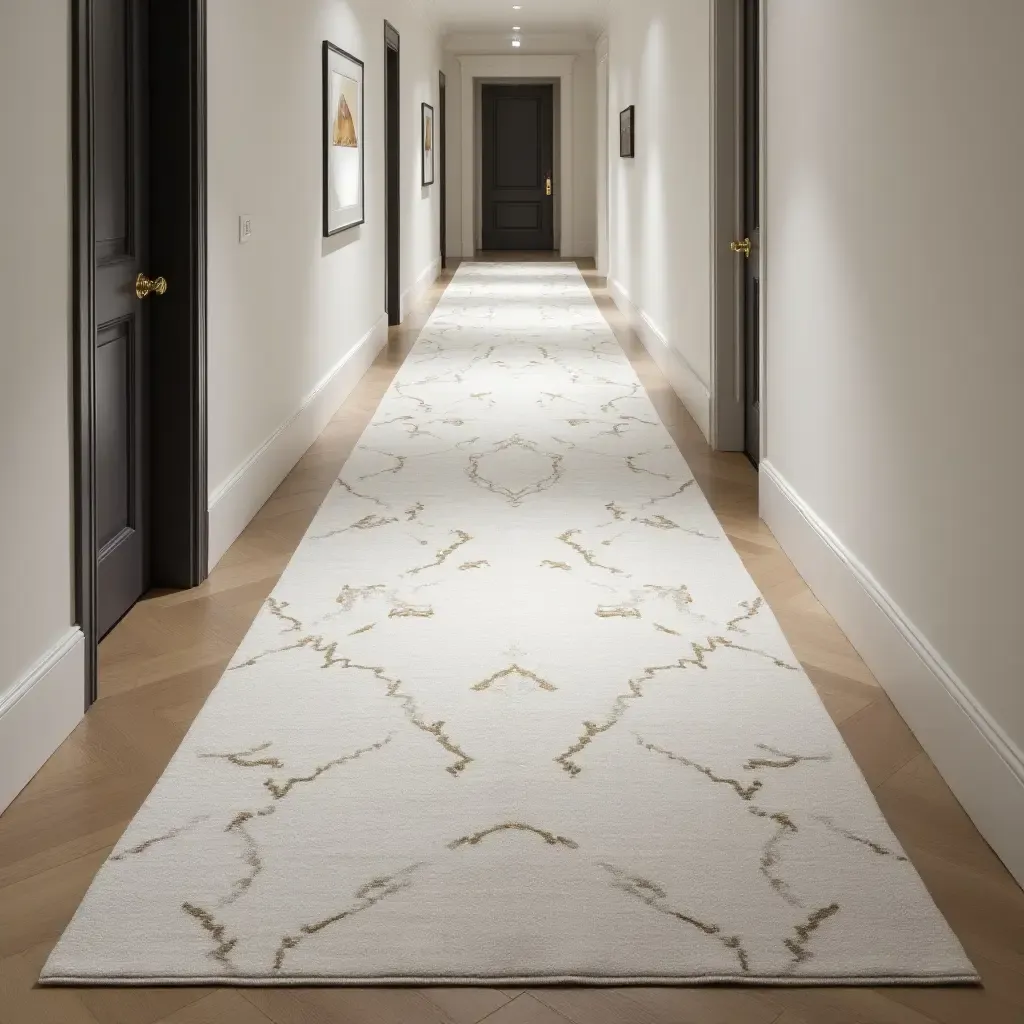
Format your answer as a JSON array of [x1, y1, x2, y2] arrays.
[[760, 459, 1024, 888], [608, 277, 712, 440], [208, 314, 389, 569], [401, 258, 441, 322], [0, 628, 85, 813]]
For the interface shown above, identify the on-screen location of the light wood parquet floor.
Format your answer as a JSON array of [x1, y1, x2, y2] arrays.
[[1, 262, 1022, 1024]]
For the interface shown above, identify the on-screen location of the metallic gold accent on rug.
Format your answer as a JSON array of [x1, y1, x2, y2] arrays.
[[448, 823, 579, 850], [750, 807, 801, 908], [110, 816, 209, 862], [182, 902, 238, 968], [221, 807, 276, 906], [784, 903, 841, 966], [727, 598, 766, 634], [644, 584, 693, 610], [265, 736, 395, 800], [405, 502, 426, 521], [605, 502, 628, 521], [633, 514, 680, 530], [200, 742, 285, 770], [358, 448, 408, 480], [265, 598, 302, 633], [642, 478, 696, 508], [558, 529, 627, 575], [471, 665, 558, 693], [336, 584, 387, 612], [231, 644, 472, 776], [626, 453, 672, 481], [337, 477, 387, 508], [467, 436, 564, 506], [596, 605, 642, 619], [459, 560, 490, 570], [744, 745, 831, 771], [388, 603, 435, 619], [815, 816, 909, 862], [556, 636, 746, 776], [314, 514, 399, 540], [406, 530, 473, 577], [654, 623, 680, 635], [349, 623, 376, 636], [541, 560, 572, 571], [601, 863, 750, 973], [273, 864, 423, 972], [637, 736, 764, 800]]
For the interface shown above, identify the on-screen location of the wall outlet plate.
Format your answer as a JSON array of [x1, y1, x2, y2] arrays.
[[239, 215, 253, 243]]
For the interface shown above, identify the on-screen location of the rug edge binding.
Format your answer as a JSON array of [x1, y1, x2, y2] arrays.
[[38, 972, 982, 988]]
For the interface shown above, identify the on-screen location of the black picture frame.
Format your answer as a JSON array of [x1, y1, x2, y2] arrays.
[[620, 104, 635, 158], [322, 40, 366, 236], [421, 101, 435, 187]]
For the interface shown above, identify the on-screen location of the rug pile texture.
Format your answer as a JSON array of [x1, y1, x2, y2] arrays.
[[43, 263, 975, 986]]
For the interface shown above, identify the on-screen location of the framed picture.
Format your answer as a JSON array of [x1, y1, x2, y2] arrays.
[[619, 105, 635, 158], [322, 41, 365, 236], [421, 102, 435, 186]]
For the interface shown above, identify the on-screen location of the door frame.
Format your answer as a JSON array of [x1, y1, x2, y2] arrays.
[[456, 55, 577, 259], [439, 69, 447, 269], [709, 0, 768, 459], [72, 0, 209, 708]]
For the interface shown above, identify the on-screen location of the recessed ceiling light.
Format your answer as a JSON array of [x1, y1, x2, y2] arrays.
[[513, 25, 521, 30], [512, 39, 522, 47], [512, 5, 521, 9]]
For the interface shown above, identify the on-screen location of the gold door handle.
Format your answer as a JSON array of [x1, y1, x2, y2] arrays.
[[136, 273, 168, 299], [546, 176, 553, 196], [730, 238, 752, 258]]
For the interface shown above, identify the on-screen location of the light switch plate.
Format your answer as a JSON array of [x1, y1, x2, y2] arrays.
[[239, 215, 253, 243]]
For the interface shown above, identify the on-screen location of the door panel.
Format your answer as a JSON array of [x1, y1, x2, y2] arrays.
[[742, 0, 761, 465], [482, 85, 554, 251], [93, 0, 150, 637]]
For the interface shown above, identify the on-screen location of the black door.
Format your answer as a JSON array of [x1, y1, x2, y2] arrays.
[[481, 85, 554, 251], [384, 22, 401, 325], [741, 0, 761, 465], [93, 0, 153, 636]]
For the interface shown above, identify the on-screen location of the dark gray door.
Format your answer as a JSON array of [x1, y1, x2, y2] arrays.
[[741, 0, 761, 465], [481, 85, 554, 251], [93, 0, 153, 636]]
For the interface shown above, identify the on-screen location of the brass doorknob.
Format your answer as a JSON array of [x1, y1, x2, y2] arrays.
[[546, 176, 553, 196], [136, 273, 168, 299], [730, 238, 752, 258]]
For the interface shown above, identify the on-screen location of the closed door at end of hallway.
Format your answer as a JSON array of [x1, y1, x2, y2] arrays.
[[481, 84, 555, 251]]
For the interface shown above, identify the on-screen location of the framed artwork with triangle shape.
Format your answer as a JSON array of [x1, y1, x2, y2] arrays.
[[323, 41, 365, 235]]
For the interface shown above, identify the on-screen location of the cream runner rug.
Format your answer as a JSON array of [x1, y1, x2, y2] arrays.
[[44, 263, 975, 986]]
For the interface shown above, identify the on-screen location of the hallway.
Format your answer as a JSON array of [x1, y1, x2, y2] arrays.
[[2, 265, 1021, 1020]]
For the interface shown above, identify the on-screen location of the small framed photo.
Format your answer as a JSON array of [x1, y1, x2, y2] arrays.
[[322, 41, 365, 236], [421, 102, 435, 186], [619, 105, 635, 158]]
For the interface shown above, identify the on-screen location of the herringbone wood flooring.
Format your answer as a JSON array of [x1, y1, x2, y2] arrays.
[[1, 263, 1022, 1024]]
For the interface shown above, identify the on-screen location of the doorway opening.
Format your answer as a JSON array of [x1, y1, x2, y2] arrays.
[[711, 0, 762, 465], [384, 21, 401, 325], [72, 0, 208, 708], [480, 84, 555, 252]]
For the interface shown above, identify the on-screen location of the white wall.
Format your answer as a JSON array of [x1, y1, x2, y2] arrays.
[[443, 35, 597, 259], [0, 0, 85, 812], [606, 0, 713, 438], [208, 0, 443, 564], [760, 0, 1024, 885]]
